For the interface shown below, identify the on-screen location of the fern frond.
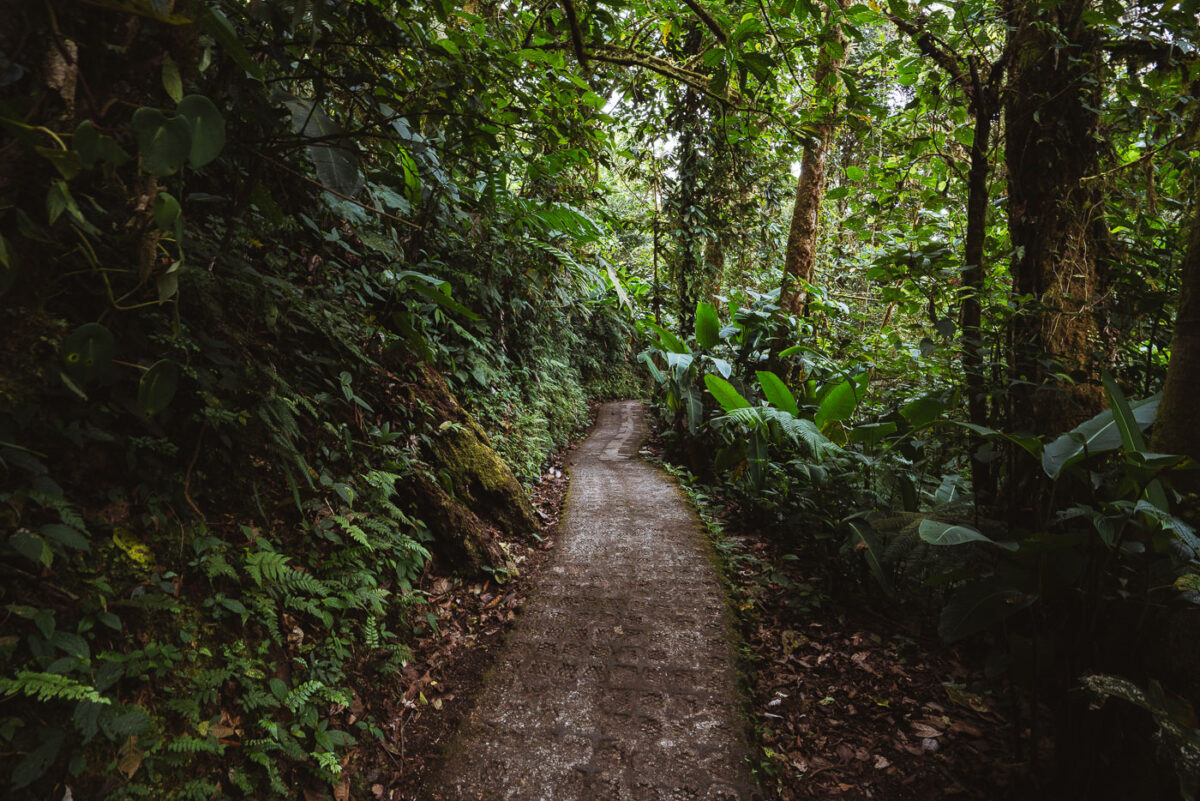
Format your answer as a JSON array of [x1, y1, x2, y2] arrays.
[[0, 671, 111, 705]]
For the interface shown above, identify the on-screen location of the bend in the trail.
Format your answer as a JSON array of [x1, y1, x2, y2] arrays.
[[431, 400, 758, 800]]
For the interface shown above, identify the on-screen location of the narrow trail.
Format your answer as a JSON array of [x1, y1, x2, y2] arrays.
[[431, 401, 759, 800]]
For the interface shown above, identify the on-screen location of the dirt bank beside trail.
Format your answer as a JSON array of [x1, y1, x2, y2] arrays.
[[431, 400, 759, 800]]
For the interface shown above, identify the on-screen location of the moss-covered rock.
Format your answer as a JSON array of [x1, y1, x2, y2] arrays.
[[396, 357, 537, 573]]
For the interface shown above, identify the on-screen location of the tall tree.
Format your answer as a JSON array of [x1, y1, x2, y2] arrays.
[[779, 0, 847, 318], [1002, 0, 1107, 437], [1151, 209, 1200, 496]]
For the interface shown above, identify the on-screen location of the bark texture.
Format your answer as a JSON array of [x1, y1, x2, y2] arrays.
[[779, 1, 847, 319], [1150, 210, 1200, 495], [1004, 0, 1107, 436]]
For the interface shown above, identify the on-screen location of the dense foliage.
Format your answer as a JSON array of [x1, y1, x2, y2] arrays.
[[1, 0, 1198, 798]]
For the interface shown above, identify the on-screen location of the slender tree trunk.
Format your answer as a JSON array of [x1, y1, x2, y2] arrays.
[[963, 88, 997, 504], [779, 0, 847, 318], [1150, 209, 1200, 496], [1004, 0, 1106, 438]]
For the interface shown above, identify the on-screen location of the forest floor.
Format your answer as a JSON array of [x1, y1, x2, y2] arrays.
[[360, 402, 1031, 801]]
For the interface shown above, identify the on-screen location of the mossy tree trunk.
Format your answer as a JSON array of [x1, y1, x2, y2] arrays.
[[1151, 208, 1200, 497], [779, 0, 847, 319]]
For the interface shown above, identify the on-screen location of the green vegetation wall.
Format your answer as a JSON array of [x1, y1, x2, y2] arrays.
[[0, 1, 640, 798]]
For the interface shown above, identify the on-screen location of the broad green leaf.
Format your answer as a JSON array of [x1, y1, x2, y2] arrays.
[[162, 55, 183, 102], [11, 728, 66, 789], [709, 357, 732, 379], [132, 107, 191, 177], [176, 94, 225, 168], [901, 395, 944, 427], [61, 323, 115, 383], [647, 322, 689, 354], [845, 165, 864, 181], [918, 519, 1017, 551], [845, 518, 892, 596], [704, 374, 751, 412], [665, 351, 694, 377], [938, 578, 1037, 643], [955, 421, 1043, 459], [73, 120, 100, 168], [282, 97, 362, 196], [138, 360, 180, 416], [638, 351, 666, 384], [756, 370, 799, 416], [815, 378, 861, 429], [40, 524, 90, 552], [848, 422, 897, 447], [695, 301, 721, 349], [201, 8, 263, 79], [153, 192, 182, 239], [685, 387, 704, 435], [1102, 371, 1171, 511], [1041, 393, 1160, 479], [9, 530, 52, 567]]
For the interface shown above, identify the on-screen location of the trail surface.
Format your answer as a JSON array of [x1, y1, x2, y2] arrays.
[[431, 401, 758, 800]]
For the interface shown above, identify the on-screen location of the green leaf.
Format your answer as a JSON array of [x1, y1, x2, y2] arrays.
[[1040, 393, 1160, 479], [704, 374, 751, 412], [138, 360, 180, 416], [756, 371, 799, 416], [176, 94, 226, 168], [938, 578, 1037, 643], [61, 323, 115, 383], [9, 530, 52, 566], [281, 97, 363, 196], [845, 518, 892, 596], [954, 421, 1043, 459], [40, 524, 90, 552], [162, 55, 183, 102], [848, 422, 897, 447], [1103, 371, 1171, 511], [647, 322, 689, 354], [845, 165, 864, 181], [201, 8, 263, 80], [815, 378, 861, 430], [153, 192, 182, 239], [132, 107, 192, 177], [73, 120, 100, 168], [901, 395, 944, 427], [918, 519, 1017, 551], [11, 728, 66, 789], [695, 301, 721, 349]]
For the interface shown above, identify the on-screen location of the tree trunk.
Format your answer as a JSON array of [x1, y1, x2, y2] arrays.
[[779, 0, 847, 318], [962, 89, 997, 504], [1004, 0, 1106, 438], [1150, 209, 1200, 496]]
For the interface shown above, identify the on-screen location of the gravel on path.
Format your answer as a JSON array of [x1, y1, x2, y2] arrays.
[[430, 400, 759, 800]]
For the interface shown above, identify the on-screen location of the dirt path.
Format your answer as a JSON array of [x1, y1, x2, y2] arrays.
[[430, 401, 758, 800]]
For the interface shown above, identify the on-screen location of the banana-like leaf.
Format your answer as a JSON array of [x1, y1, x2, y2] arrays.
[[1041, 392, 1160, 479], [1102, 370, 1170, 511], [646, 322, 689, 354], [901, 394, 945, 428], [845, 518, 892, 596], [938, 578, 1037, 643], [704, 374, 750, 412], [918, 519, 1018, 551], [815, 377, 862, 430], [695, 301, 721, 349], [756, 370, 800, 416]]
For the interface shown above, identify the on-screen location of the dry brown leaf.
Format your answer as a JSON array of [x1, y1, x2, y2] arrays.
[[117, 736, 143, 779], [912, 722, 943, 738]]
